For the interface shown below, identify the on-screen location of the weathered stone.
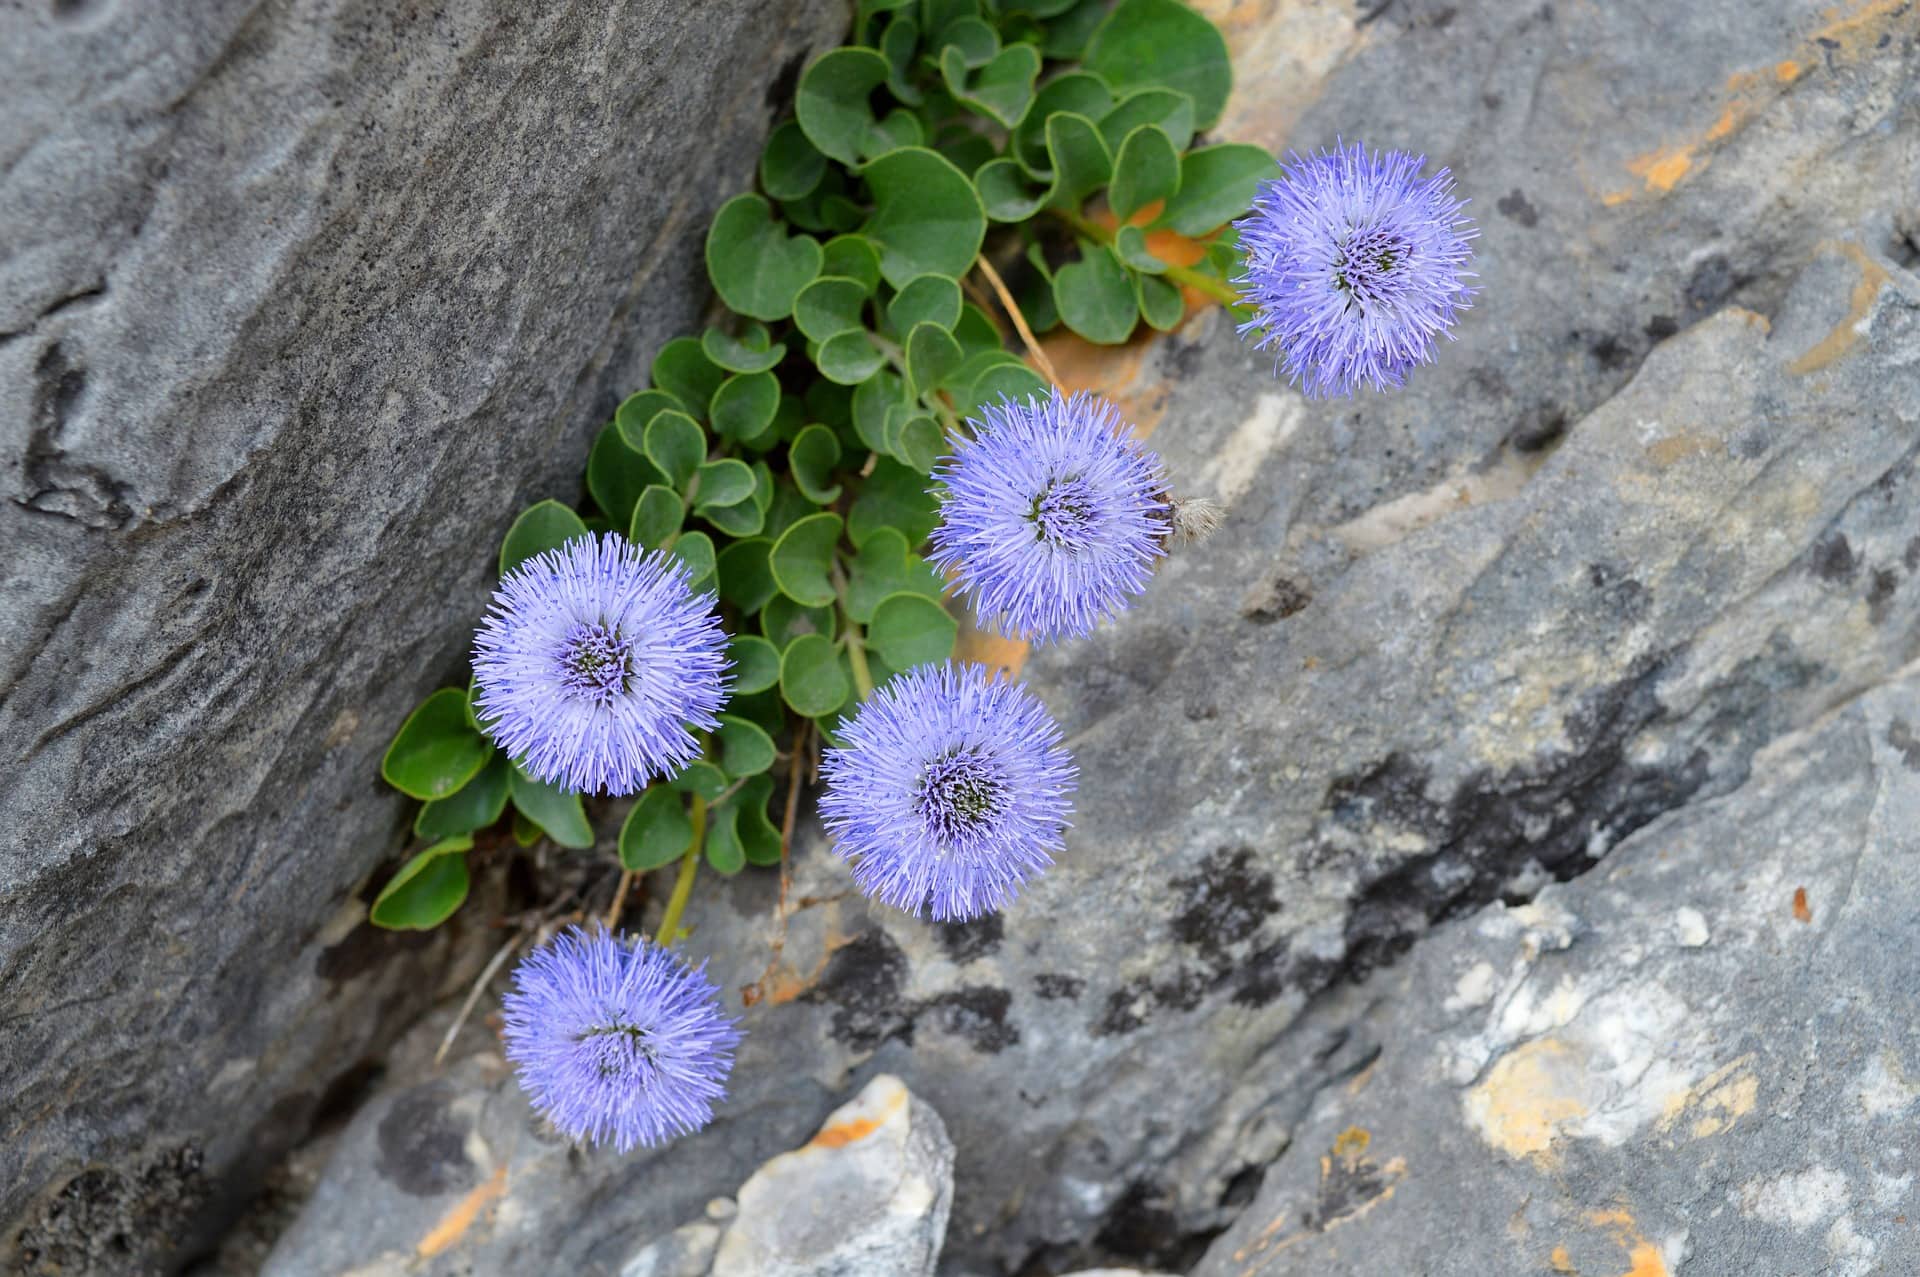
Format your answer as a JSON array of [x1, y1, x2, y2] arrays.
[[0, 1, 841, 1269], [1193, 668, 1920, 1277]]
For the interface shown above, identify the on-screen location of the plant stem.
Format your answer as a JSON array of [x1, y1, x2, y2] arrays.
[[974, 254, 1061, 389], [1046, 206, 1242, 307], [830, 562, 876, 699], [653, 795, 707, 946]]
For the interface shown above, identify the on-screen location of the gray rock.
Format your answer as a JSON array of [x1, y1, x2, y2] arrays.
[[0, 0, 842, 1270], [252, 2, 1920, 1272], [1193, 668, 1920, 1277]]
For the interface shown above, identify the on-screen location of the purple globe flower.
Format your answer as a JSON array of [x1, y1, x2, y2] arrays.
[[502, 926, 742, 1152], [820, 662, 1076, 921], [929, 389, 1169, 643], [473, 533, 729, 796], [1233, 141, 1477, 398]]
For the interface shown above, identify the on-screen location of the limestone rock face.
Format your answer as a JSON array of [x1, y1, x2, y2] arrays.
[[0, 1, 841, 1268]]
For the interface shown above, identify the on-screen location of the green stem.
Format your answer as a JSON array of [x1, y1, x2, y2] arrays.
[[830, 562, 876, 699], [653, 795, 707, 945], [1047, 206, 1241, 307]]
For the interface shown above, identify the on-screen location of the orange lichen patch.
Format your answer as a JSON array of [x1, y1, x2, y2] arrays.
[[1659, 1054, 1759, 1138], [1465, 1038, 1589, 1160], [1793, 885, 1813, 922], [418, 1165, 508, 1258], [1550, 1244, 1578, 1272], [1775, 59, 1804, 82], [1627, 148, 1696, 195], [1332, 1125, 1371, 1163], [1788, 242, 1894, 375], [1584, 1208, 1670, 1277], [812, 1114, 883, 1149], [1229, 1129, 1406, 1269]]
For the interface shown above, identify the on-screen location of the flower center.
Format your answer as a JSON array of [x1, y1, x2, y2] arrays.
[[1332, 226, 1412, 304], [576, 1023, 656, 1079], [1029, 476, 1099, 551], [558, 621, 634, 704], [916, 748, 1009, 847]]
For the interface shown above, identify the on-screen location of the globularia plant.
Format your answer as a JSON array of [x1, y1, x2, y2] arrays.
[[371, 0, 1475, 1148]]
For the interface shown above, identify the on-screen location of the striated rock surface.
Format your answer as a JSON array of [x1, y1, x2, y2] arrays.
[[0, 0, 842, 1269]]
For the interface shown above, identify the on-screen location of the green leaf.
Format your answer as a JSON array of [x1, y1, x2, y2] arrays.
[[762, 594, 836, 648], [770, 511, 844, 607], [887, 408, 944, 474], [703, 495, 767, 539], [1109, 124, 1180, 222], [905, 322, 963, 399], [959, 360, 1051, 418], [795, 276, 869, 343], [790, 423, 844, 504], [651, 338, 726, 415], [866, 108, 926, 159], [511, 809, 541, 847], [762, 480, 818, 541], [706, 194, 823, 322], [847, 527, 945, 622], [466, 674, 484, 731], [935, 14, 997, 65], [414, 754, 510, 840], [952, 302, 1001, 357], [644, 411, 707, 491], [728, 634, 782, 695], [760, 119, 828, 201], [693, 459, 756, 510], [499, 500, 589, 577], [618, 786, 695, 871], [860, 148, 988, 288], [781, 632, 851, 717], [669, 759, 729, 802], [707, 374, 776, 448], [1115, 223, 1168, 274], [816, 330, 887, 385], [629, 484, 684, 551], [974, 157, 1050, 223], [1098, 87, 1197, 153], [880, 11, 923, 105], [716, 714, 777, 778], [796, 47, 891, 166], [587, 422, 662, 527], [1042, 0, 1109, 58], [703, 802, 748, 876], [616, 388, 687, 452], [1084, 0, 1231, 130], [822, 235, 883, 294], [849, 458, 940, 548], [1054, 242, 1140, 344], [369, 837, 472, 931], [701, 322, 787, 375], [384, 688, 493, 801], [717, 537, 778, 613], [671, 530, 717, 592], [1045, 113, 1113, 208], [1012, 71, 1113, 176], [1136, 270, 1185, 330], [731, 775, 784, 866], [868, 592, 959, 668], [1156, 144, 1280, 235], [936, 128, 998, 176], [888, 274, 963, 333], [509, 764, 594, 849], [852, 369, 906, 453], [940, 43, 1040, 129]]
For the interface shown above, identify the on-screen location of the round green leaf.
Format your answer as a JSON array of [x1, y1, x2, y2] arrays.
[[1084, 0, 1232, 130], [822, 235, 882, 294], [644, 411, 707, 491], [848, 458, 940, 548], [1054, 243, 1140, 345], [780, 632, 851, 717], [701, 323, 787, 374], [616, 388, 687, 451], [860, 148, 987, 289], [671, 530, 717, 592], [414, 754, 511, 840], [974, 157, 1050, 223], [369, 837, 473, 931], [732, 775, 784, 866], [795, 275, 869, 343], [628, 484, 684, 551], [888, 275, 963, 334], [816, 330, 887, 385], [669, 759, 729, 802], [1115, 223, 1169, 274], [1012, 71, 1114, 176], [703, 802, 748, 876], [694, 459, 756, 510], [866, 107, 926, 159], [587, 422, 663, 527], [868, 592, 959, 669], [717, 537, 778, 613], [1099, 87, 1197, 153], [852, 369, 906, 453], [499, 500, 588, 577], [963, 361, 1051, 417], [953, 301, 1004, 357], [716, 714, 777, 778], [790, 424, 844, 505], [1156, 144, 1281, 236], [1110, 124, 1181, 222], [905, 322, 963, 399], [511, 809, 541, 847], [1136, 270, 1185, 331], [1043, 0, 1110, 58], [796, 46, 891, 166], [888, 411, 944, 475], [709, 375, 778, 456], [651, 338, 725, 417], [935, 15, 998, 66], [762, 594, 836, 648], [706, 194, 823, 322], [728, 634, 782, 695], [846, 526, 944, 623], [383, 688, 493, 800], [940, 42, 1041, 129], [619, 786, 695, 872], [760, 119, 827, 201], [880, 10, 923, 105], [704, 495, 768, 539], [770, 511, 844, 607], [508, 764, 594, 849], [1044, 113, 1113, 208]]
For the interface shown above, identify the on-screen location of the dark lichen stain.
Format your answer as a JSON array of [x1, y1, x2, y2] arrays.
[[1587, 562, 1651, 623], [1685, 254, 1744, 314], [1589, 333, 1635, 371], [1886, 719, 1920, 771], [1645, 314, 1680, 341], [934, 912, 1004, 965], [1171, 848, 1279, 960], [923, 986, 1019, 1053], [1306, 1133, 1405, 1231], [1093, 978, 1152, 1037], [1242, 574, 1312, 623], [1165, 332, 1208, 380], [1496, 188, 1538, 227], [1810, 532, 1858, 584], [1033, 972, 1085, 1000], [1508, 404, 1568, 453], [803, 928, 1017, 1055], [1868, 568, 1899, 624], [375, 1082, 475, 1198], [11, 1146, 206, 1276]]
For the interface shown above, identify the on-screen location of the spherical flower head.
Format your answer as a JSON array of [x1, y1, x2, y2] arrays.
[[820, 662, 1076, 921], [1233, 141, 1477, 398], [473, 533, 729, 796], [502, 926, 742, 1152], [929, 389, 1169, 643]]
